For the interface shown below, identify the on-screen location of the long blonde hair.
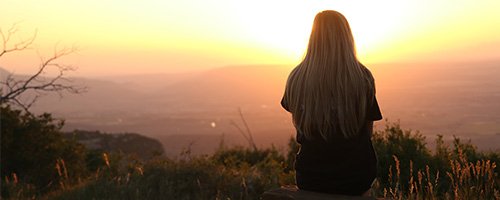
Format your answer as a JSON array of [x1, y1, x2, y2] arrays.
[[284, 10, 375, 140]]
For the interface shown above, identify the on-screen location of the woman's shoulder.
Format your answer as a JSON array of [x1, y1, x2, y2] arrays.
[[358, 63, 375, 85], [359, 63, 373, 75]]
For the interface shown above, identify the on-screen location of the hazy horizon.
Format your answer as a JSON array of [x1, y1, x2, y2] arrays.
[[3, 61, 497, 155], [2, 0, 500, 76], [3, 59, 500, 79]]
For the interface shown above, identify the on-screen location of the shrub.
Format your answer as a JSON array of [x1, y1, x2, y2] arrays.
[[1, 105, 87, 198], [372, 121, 432, 192]]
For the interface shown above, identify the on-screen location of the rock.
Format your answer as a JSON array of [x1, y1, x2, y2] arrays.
[[261, 185, 377, 200]]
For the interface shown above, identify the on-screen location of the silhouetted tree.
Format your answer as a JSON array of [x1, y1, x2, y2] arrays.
[[0, 24, 87, 197]]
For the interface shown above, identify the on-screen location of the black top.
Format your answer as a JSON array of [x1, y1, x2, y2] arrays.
[[281, 96, 382, 196]]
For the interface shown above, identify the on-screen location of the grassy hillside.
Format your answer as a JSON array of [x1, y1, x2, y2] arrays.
[[2, 105, 498, 199]]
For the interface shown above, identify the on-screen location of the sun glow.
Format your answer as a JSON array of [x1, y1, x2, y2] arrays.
[[1, 0, 499, 75], [230, 1, 421, 64], [231, 0, 500, 64]]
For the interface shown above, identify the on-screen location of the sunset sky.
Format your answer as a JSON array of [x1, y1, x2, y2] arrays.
[[1, 0, 499, 76]]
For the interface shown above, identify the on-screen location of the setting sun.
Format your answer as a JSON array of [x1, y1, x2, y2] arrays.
[[1, 0, 499, 75], [230, 1, 417, 63]]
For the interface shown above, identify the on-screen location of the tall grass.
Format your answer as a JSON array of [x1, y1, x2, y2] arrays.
[[44, 147, 295, 200], [2, 122, 499, 199], [381, 148, 499, 200]]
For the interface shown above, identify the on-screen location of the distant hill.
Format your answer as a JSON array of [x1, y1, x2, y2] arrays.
[[65, 130, 164, 160], [90, 72, 199, 94], [5, 62, 500, 155], [0, 67, 10, 78], [160, 65, 290, 107], [27, 65, 290, 112]]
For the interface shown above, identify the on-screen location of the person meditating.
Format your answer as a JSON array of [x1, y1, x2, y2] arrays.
[[281, 10, 383, 196]]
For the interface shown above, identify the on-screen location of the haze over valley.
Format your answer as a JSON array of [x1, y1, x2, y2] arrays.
[[4, 61, 499, 156]]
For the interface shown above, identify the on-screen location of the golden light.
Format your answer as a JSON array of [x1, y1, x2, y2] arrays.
[[229, 0, 500, 64], [230, 0, 416, 64], [1, 0, 499, 75]]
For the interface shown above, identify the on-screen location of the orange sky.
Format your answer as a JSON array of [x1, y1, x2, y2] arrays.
[[1, 0, 499, 76]]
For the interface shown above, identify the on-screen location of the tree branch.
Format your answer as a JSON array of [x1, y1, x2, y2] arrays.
[[0, 24, 86, 114], [0, 23, 37, 58]]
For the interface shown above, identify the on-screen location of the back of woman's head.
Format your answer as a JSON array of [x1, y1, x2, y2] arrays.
[[285, 10, 375, 140], [307, 10, 356, 64]]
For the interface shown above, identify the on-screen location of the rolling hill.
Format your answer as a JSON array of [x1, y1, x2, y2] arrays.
[[3, 61, 500, 156]]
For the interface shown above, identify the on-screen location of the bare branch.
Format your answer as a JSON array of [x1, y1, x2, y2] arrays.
[[0, 24, 86, 114], [0, 23, 37, 58], [11, 97, 31, 114], [230, 108, 258, 151], [230, 120, 250, 142]]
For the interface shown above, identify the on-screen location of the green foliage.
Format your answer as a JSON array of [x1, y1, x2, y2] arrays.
[[212, 145, 285, 168], [285, 135, 299, 172], [372, 121, 432, 191], [373, 121, 500, 199], [1, 105, 87, 197]]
